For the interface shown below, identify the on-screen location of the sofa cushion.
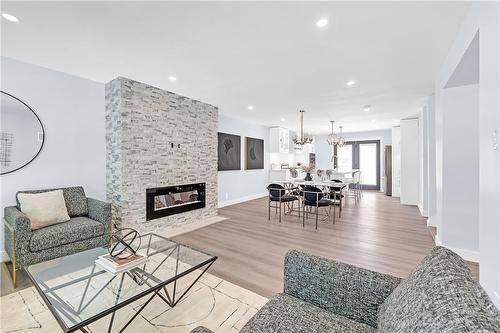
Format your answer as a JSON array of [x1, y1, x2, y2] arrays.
[[29, 217, 105, 252], [18, 190, 71, 230], [240, 293, 376, 333], [378, 246, 500, 332], [17, 186, 88, 217]]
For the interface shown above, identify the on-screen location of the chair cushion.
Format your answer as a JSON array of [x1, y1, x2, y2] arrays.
[[17, 186, 88, 217], [378, 246, 500, 332], [270, 194, 297, 202], [29, 217, 105, 252], [304, 198, 331, 207], [240, 293, 375, 333]]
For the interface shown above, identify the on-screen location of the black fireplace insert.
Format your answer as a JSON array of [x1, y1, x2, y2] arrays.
[[146, 183, 206, 221]]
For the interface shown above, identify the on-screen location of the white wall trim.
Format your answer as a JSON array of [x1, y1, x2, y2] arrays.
[[418, 203, 428, 217], [435, 235, 480, 263], [218, 193, 267, 208], [427, 216, 438, 227], [0, 250, 10, 263]]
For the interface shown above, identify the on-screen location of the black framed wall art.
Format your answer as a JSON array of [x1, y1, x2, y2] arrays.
[[245, 137, 264, 170], [217, 132, 241, 171]]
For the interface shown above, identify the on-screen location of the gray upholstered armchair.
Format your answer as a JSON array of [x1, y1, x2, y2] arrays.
[[3, 186, 111, 287], [192, 247, 500, 332]]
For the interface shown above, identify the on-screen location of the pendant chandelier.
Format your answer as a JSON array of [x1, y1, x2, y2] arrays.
[[293, 110, 313, 145], [327, 121, 345, 147]]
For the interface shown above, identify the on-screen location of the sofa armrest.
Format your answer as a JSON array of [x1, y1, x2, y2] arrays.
[[87, 198, 111, 235], [190, 327, 214, 333], [4, 206, 32, 255], [284, 250, 401, 328]]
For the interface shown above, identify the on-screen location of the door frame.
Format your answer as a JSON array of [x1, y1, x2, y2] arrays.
[[334, 140, 381, 190]]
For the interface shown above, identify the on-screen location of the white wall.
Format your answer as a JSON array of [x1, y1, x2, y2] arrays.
[[432, 2, 500, 307], [218, 114, 270, 207], [439, 84, 480, 256], [426, 95, 437, 225], [391, 126, 401, 197], [314, 129, 391, 190], [419, 108, 429, 217], [400, 118, 419, 205], [0, 57, 106, 259]]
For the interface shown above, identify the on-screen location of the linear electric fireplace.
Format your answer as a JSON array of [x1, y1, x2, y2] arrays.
[[146, 183, 206, 221]]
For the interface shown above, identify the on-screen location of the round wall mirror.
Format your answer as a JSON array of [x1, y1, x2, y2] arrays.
[[1, 91, 45, 175]]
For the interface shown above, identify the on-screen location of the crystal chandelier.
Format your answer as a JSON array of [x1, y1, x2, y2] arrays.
[[327, 121, 345, 147], [293, 110, 313, 145]]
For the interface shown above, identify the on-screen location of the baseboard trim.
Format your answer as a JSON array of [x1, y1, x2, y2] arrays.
[[435, 235, 480, 263], [417, 204, 428, 217], [218, 193, 267, 208], [0, 250, 10, 263], [427, 216, 437, 227]]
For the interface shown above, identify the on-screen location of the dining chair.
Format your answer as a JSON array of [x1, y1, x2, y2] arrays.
[[267, 184, 299, 223], [344, 172, 360, 205], [329, 179, 346, 217], [302, 186, 335, 229], [357, 170, 363, 199]]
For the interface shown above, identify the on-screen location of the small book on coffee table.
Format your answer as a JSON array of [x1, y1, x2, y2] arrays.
[[95, 252, 148, 274]]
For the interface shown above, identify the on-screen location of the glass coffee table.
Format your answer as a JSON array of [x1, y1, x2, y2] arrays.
[[25, 233, 217, 332]]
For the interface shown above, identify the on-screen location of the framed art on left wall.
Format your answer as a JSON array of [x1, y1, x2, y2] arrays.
[[217, 132, 241, 171]]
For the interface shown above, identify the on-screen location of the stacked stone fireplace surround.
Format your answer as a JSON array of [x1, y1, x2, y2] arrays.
[[105, 77, 218, 233]]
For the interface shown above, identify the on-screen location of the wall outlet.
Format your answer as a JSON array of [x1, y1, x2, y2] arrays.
[[225, 193, 229, 200], [492, 130, 499, 150]]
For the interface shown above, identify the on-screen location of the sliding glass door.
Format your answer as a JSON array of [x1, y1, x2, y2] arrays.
[[334, 140, 380, 190], [336, 143, 353, 171]]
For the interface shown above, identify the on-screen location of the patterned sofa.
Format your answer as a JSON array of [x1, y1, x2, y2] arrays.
[[191, 247, 500, 332], [3, 186, 111, 287]]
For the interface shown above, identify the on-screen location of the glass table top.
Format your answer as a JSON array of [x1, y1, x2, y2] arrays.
[[26, 233, 216, 332]]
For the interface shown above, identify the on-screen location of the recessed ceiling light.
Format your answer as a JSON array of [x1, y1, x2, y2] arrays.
[[346, 80, 356, 87], [363, 105, 371, 112], [316, 18, 328, 28], [371, 119, 376, 123], [280, 117, 286, 122], [248, 105, 254, 110], [168, 76, 177, 81], [2, 12, 19, 22]]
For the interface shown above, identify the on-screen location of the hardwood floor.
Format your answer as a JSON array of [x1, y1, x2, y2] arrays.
[[174, 191, 479, 298]]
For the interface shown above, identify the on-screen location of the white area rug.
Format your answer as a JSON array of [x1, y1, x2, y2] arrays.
[[0, 272, 267, 333]]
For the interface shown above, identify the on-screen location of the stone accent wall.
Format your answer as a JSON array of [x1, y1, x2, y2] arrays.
[[105, 77, 218, 233]]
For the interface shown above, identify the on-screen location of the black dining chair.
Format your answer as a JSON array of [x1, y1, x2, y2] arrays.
[[329, 179, 346, 218], [302, 186, 335, 229], [267, 184, 299, 223]]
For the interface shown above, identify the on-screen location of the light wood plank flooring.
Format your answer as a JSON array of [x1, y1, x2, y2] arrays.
[[174, 191, 479, 298]]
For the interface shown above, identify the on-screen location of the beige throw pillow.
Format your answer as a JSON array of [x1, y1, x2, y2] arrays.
[[18, 190, 71, 230]]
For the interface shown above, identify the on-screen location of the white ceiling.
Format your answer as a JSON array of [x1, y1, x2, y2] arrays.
[[1, 1, 469, 134]]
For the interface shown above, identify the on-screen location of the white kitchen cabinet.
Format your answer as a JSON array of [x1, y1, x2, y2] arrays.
[[270, 127, 290, 153]]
